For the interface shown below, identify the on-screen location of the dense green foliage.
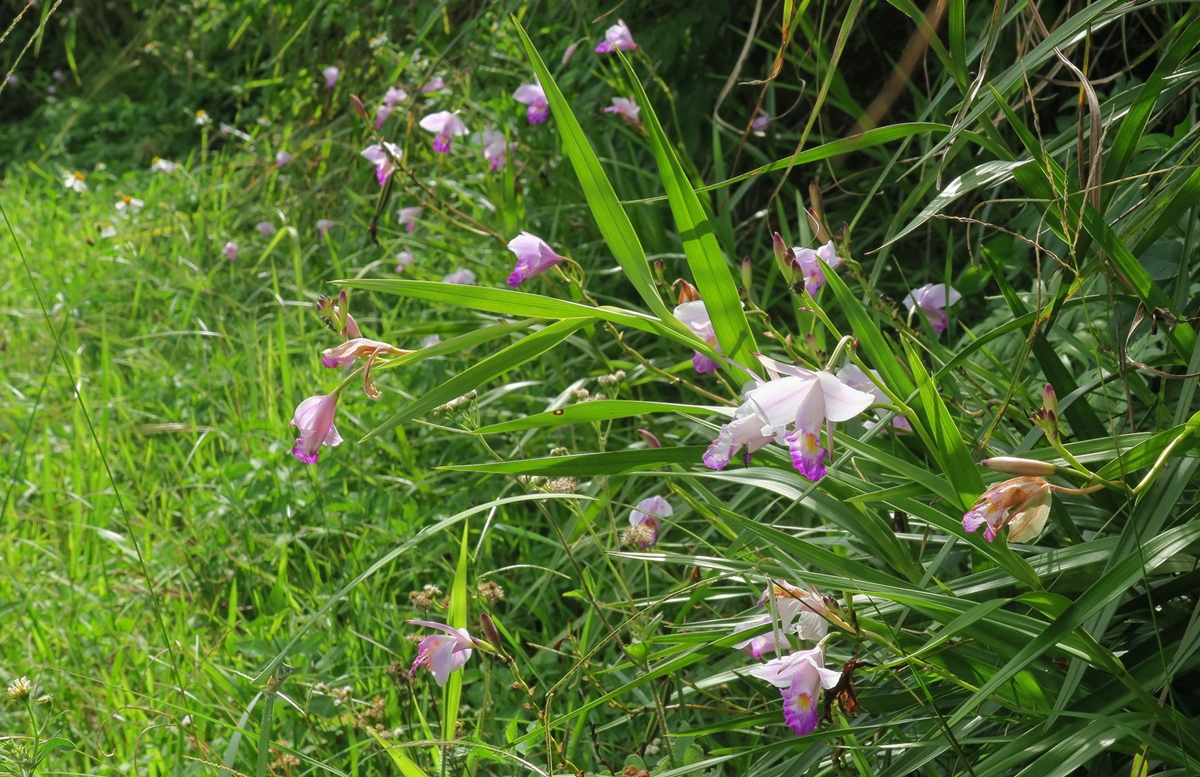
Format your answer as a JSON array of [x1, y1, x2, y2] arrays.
[[3, 2, 1200, 776]]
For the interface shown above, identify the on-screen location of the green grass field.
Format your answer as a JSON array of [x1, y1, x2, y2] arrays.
[[4, 2, 1200, 776]]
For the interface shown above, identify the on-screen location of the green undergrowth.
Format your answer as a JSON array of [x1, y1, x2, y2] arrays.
[[3, 2, 1200, 777]]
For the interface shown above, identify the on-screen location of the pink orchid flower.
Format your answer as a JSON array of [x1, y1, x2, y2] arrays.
[[256, 221, 277, 237], [407, 620, 474, 686], [222, 241, 238, 260], [422, 76, 447, 94], [748, 646, 841, 736], [513, 82, 549, 124], [791, 241, 840, 295], [752, 108, 772, 133], [360, 142, 402, 186], [673, 300, 719, 373], [963, 476, 1052, 543], [475, 128, 516, 170], [275, 151, 292, 168], [395, 250, 415, 272], [290, 393, 343, 463], [704, 355, 874, 479], [595, 19, 637, 53], [506, 232, 565, 287], [733, 581, 833, 658], [419, 111, 468, 153], [443, 268, 476, 285], [316, 219, 333, 238], [375, 87, 408, 128], [397, 206, 421, 232], [836, 364, 911, 432], [628, 495, 671, 548], [320, 338, 407, 369], [903, 282, 961, 333], [322, 66, 339, 88], [604, 96, 640, 127]]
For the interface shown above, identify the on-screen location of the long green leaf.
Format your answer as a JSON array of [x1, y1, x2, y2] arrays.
[[512, 19, 676, 325], [475, 399, 731, 434], [363, 318, 593, 440], [619, 54, 759, 372]]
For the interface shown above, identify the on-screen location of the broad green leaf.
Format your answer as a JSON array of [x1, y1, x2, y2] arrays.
[[363, 318, 594, 441], [475, 399, 731, 434], [336, 279, 675, 340], [439, 446, 707, 477]]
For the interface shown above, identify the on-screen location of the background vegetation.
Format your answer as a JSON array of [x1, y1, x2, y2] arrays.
[[2, 1, 1199, 776]]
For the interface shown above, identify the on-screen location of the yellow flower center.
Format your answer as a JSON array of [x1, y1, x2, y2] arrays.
[[73, 171, 85, 180]]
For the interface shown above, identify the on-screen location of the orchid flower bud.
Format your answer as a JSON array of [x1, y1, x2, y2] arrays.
[[772, 232, 793, 280], [807, 180, 831, 243], [981, 456, 1059, 477], [741, 256, 753, 291], [349, 94, 369, 123]]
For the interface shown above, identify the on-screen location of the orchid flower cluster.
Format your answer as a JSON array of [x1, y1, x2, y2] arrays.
[[289, 292, 412, 464], [731, 581, 854, 736]]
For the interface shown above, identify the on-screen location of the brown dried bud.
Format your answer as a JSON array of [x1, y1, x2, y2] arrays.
[[674, 279, 700, 304]]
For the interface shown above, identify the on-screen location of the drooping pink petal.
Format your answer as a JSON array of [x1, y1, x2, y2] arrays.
[[781, 673, 821, 736], [290, 393, 343, 463], [506, 231, 565, 287]]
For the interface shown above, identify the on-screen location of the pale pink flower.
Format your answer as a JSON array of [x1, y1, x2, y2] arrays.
[[395, 251, 415, 272], [963, 476, 1052, 543], [513, 82, 549, 124], [397, 206, 421, 232], [604, 97, 640, 127], [836, 364, 911, 432], [506, 232, 564, 287], [791, 241, 840, 296], [419, 111, 468, 153], [475, 128, 515, 170], [748, 646, 841, 736], [316, 219, 333, 238], [704, 355, 874, 479], [420, 334, 441, 348], [222, 241, 238, 260], [290, 393, 343, 463], [443, 268, 476, 285], [52, 70, 64, 82], [628, 496, 671, 548], [151, 158, 176, 173], [752, 109, 772, 133], [595, 19, 637, 53], [407, 620, 474, 686], [903, 283, 962, 333], [422, 76, 447, 94], [375, 87, 408, 128], [322, 66, 339, 88], [5, 75, 15, 87], [673, 300, 719, 373], [275, 151, 292, 168], [361, 142, 402, 186], [256, 221, 276, 237]]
